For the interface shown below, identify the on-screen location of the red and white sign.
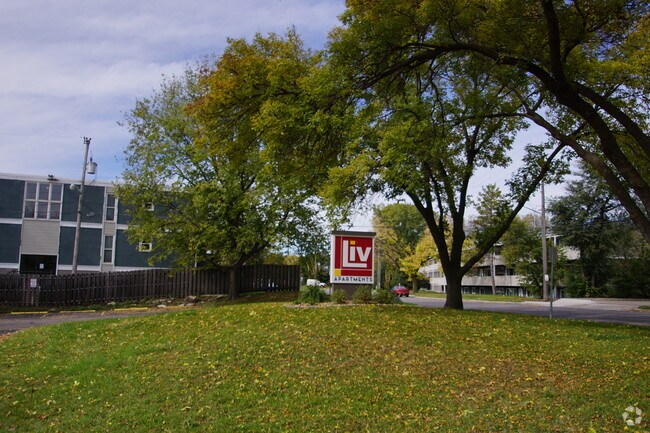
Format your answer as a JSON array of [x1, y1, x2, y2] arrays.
[[330, 232, 375, 284]]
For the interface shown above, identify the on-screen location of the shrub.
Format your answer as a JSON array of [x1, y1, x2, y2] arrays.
[[331, 289, 347, 304], [564, 271, 604, 298], [296, 285, 326, 305], [373, 288, 399, 304], [605, 251, 650, 298], [352, 286, 372, 304]]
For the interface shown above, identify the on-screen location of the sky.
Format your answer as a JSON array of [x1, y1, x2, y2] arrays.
[[0, 0, 568, 228], [0, 0, 345, 181]]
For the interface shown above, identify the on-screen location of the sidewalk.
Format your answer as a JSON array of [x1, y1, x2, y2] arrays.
[[527, 298, 650, 312]]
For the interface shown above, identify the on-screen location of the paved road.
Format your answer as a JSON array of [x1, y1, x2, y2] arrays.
[[0, 308, 173, 336], [402, 296, 650, 327]]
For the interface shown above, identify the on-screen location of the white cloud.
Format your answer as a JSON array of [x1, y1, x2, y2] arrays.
[[0, 0, 345, 180]]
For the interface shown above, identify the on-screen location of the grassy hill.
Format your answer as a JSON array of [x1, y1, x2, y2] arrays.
[[0, 298, 647, 432]]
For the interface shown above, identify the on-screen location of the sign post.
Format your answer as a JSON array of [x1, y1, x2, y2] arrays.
[[330, 231, 376, 298]]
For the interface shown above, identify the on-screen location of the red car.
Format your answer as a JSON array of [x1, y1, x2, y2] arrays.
[[391, 285, 410, 297]]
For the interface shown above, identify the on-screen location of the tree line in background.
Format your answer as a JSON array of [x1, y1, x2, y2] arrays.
[[118, 0, 648, 307], [497, 163, 648, 298], [548, 164, 649, 298], [373, 163, 649, 299]]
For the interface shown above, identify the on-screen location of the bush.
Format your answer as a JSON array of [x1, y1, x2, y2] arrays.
[[352, 286, 372, 304], [373, 288, 399, 304], [605, 252, 650, 298], [296, 285, 326, 305], [331, 289, 347, 304], [564, 271, 604, 298]]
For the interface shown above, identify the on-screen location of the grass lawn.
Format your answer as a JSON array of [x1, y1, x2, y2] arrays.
[[1, 297, 648, 432], [415, 291, 542, 303]]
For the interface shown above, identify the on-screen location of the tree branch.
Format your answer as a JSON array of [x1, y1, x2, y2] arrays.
[[574, 82, 650, 158], [461, 141, 567, 274], [523, 110, 650, 241]]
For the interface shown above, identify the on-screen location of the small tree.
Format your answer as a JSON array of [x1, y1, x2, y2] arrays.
[[472, 184, 512, 295], [373, 203, 426, 288], [400, 231, 436, 292]]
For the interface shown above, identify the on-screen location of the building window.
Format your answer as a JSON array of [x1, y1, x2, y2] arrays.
[[477, 267, 491, 277], [24, 182, 62, 220], [103, 235, 114, 263], [105, 193, 116, 221], [138, 242, 152, 252]]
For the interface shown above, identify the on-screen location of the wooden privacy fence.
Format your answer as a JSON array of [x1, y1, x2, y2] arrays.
[[0, 265, 301, 308]]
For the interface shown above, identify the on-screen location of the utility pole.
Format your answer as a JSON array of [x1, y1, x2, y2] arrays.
[[541, 182, 549, 301], [549, 236, 556, 318], [490, 248, 496, 295], [489, 204, 496, 295], [71, 137, 91, 274]]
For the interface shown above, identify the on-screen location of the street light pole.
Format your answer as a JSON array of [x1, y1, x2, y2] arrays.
[[71, 137, 91, 274]]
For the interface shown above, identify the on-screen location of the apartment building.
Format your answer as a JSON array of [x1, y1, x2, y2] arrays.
[[421, 240, 576, 297], [0, 172, 168, 274], [420, 252, 530, 297]]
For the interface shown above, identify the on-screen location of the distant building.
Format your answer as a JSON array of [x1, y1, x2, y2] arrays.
[[0, 173, 169, 275], [420, 241, 577, 298], [420, 249, 530, 297]]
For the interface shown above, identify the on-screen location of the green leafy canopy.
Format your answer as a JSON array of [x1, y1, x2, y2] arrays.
[[118, 32, 330, 297]]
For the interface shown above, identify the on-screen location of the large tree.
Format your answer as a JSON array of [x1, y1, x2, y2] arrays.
[[323, 52, 568, 308], [333, 0, 650, 241], [118, 32, 327, 299]]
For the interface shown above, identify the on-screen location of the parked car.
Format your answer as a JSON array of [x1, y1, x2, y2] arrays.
[[306, 279, 326, 287], [391, 285, 410, 297]]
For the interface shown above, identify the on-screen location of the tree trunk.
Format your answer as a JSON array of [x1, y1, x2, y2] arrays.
[[444, 272, 464, 309], [228, 262, 242, 301], [411, 278, 418, 293]]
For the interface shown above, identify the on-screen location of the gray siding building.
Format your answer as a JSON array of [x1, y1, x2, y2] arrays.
[[0, 173, 168, 274]]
